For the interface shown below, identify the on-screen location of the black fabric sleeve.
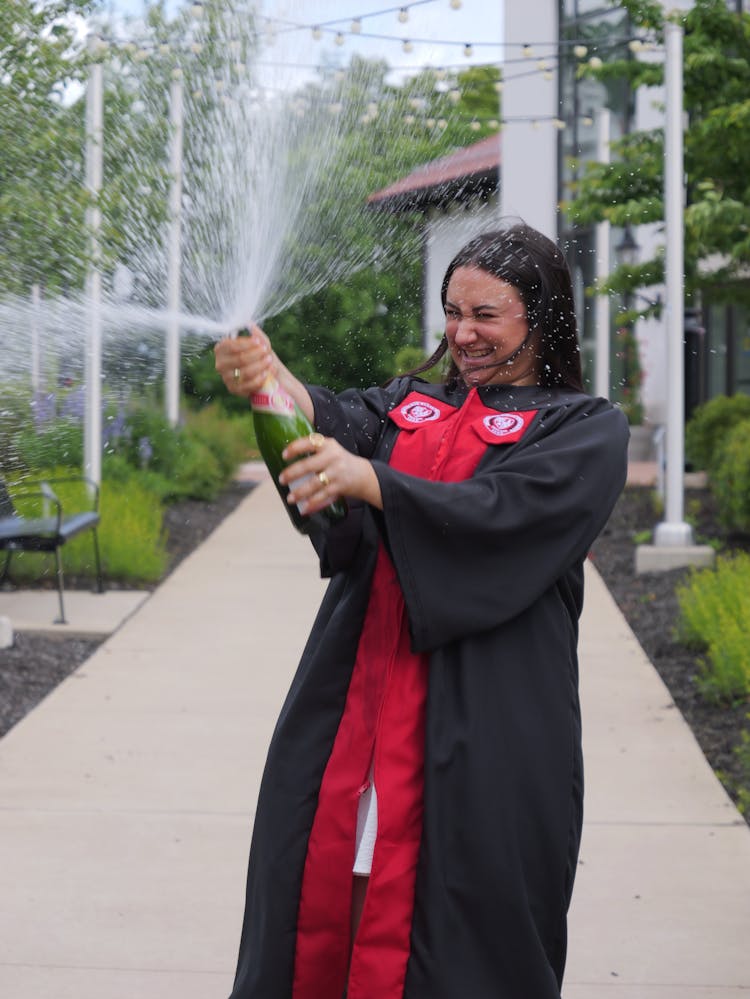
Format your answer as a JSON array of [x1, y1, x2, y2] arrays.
[[307, 382, 405, 459], [372, 401, 629, 652], [302, 380, 408, 576]]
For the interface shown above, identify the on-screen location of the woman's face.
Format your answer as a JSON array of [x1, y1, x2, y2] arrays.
[[444, 266, 539, 387]]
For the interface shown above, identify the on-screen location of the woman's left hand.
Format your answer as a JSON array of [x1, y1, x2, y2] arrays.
[[279, 434, 383, 513]]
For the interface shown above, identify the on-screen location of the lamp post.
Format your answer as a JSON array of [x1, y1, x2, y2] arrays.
[[614, 224, 639, 420], [594, 107, 611, 400], [654, 21, 693, 548], [165, 70, 184, 427], [84, 35, 104, 488]]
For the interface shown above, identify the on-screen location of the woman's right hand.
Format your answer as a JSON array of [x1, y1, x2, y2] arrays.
[[214, 323, 277, 398]]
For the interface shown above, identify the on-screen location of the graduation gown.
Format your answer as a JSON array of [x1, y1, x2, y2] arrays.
[[229, 376, 630, 999]]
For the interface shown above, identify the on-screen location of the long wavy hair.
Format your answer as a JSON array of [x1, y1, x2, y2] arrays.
[[407, 223, 584, 391]]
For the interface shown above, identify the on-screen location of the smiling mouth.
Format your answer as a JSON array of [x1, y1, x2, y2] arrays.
[[459, 348, 495, 362]]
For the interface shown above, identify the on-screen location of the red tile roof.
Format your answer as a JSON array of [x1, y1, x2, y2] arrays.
[[368, 134, 501, 211]]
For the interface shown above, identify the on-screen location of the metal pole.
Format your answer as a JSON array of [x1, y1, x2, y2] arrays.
[[84, 38, 104, 488], [30, 283, 41, 394], [165, 73, 184, 427], [594, 107, 611, 399], [654, 22, 693, 547]]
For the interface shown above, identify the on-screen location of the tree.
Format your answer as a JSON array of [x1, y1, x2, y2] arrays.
[[565, 0, 750, 312], [0, 0, 94, 295]]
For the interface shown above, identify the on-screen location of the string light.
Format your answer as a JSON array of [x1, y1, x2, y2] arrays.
[[522, 44, 533, 58], [628, 39, 644, 52], [403, 39, 414, 53], [463, 43, 473, 57], [311, 26, 322, 40], [334, 31, 345, 46], [398, 7, 409, 23], [588, 55, 603, 68], [450, 0, 463, 8], [351, 19, 362, 34], [573, 44, 588, 58], [190, 1, 203, 17]]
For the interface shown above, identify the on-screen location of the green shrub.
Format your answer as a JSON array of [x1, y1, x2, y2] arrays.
[[685, 393, 750, 472], [676, 552, 750, 702], [14, 420, 83, 470], [710, 419, 750, 534], [183, 404, 254, 475]]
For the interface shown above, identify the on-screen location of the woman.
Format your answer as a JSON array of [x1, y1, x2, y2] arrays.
[[215, 224, 629, 999]]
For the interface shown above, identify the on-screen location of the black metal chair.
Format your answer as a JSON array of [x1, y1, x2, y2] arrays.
[[0, 476, 103, 624]]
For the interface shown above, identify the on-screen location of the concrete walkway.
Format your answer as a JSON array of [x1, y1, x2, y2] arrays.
[[1, 480, 748, 998]]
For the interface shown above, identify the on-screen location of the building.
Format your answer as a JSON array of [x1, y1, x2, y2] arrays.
[[369, 0, 750, 428], [368, 134, 501, 354]]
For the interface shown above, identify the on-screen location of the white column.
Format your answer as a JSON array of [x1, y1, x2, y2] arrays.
[[30, 283, 42, 394], [594, 108, 611, 400], [501, 0, 558, 237], [165, 73, 184, 427], [654, 22, 693, 547], [84, 40, 104, 488]]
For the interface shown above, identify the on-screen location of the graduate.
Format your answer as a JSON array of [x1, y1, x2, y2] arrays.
[[215, 223, 629, 999]]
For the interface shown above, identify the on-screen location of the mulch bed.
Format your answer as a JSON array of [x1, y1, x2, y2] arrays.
[[2, 480, 748, 826]]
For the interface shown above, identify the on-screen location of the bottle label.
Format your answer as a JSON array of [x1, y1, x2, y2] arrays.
[[251, 389, 295, 416]]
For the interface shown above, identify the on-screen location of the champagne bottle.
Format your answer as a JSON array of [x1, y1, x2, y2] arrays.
[[245, 342, 346, 535]]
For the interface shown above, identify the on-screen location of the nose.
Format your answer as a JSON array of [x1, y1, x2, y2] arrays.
[[452, 315, 478, 344]]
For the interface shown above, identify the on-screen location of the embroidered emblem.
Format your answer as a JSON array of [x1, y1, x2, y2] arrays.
[[482, 412, 526, 437], [400, 400, 442, 424]]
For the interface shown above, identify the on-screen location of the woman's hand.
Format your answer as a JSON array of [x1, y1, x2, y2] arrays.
[[279, 434, 383, 513], [214, 324, 276, 398]]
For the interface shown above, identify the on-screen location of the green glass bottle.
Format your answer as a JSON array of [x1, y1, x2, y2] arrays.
[[250, 370, 347, 535]]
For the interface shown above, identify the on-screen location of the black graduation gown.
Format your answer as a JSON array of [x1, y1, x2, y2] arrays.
[[229, 377, 630, 999]]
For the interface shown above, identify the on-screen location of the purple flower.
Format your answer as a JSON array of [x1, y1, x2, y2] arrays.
[[138, 436, 153, 469], [60, 387, 85, 422], [31, 390, 57, 430]]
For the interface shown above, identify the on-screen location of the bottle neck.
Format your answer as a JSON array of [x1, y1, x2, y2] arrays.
[[251, 374, 295, 416]]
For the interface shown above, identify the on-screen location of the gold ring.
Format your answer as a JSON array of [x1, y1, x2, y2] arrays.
[[317, 471, 330, 488], [233, 367, 241, 383], [308, 432, 325, 450]]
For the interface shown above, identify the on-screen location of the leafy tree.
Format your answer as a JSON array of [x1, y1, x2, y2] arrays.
[[565, 0, 750, 311], [0, 0, 94, 295]]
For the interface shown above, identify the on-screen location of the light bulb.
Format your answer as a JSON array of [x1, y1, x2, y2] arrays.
[[588, 56, 603, 69], [398, 7, 409, 23], [311, 26, 322, 41], [334, 32, 345, 46], [403, 39, 413, 53], [450, 0, 462, 8], [470, 120, 481, 131], [543, 71, 553, 81], [553, 118, 566, 130], [351, 19, 362, 34], [522, 44, 533, 58], [463, 43, 473, 57], [629, 39, 644, 53], [573, 44, 588, 58]]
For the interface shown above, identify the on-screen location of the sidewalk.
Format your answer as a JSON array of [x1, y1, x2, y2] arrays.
[[1, 480, 749, 998]]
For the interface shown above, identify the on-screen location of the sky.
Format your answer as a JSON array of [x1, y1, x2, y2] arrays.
[[108, 0, 506, 84]]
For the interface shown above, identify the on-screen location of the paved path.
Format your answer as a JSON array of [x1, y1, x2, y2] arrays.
[[1, 481, 748, 998]]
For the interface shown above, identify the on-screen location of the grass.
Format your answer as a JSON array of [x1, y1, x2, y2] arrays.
[[676, 552, 750, 703], [6, 472, 168, 586]]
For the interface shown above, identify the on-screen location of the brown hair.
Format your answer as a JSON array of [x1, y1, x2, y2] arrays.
[[407, 223, 584, 391]]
